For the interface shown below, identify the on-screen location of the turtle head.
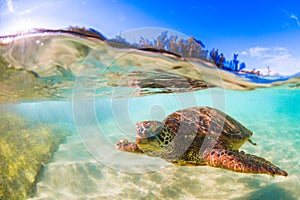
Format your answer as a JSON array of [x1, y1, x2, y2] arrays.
[[136, 121, 174, 152]]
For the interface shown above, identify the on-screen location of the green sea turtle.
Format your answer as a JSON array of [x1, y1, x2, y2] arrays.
[[115, 106, 288, 176]]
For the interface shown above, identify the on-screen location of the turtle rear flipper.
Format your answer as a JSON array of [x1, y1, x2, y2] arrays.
[[203, 149, 288, 176]]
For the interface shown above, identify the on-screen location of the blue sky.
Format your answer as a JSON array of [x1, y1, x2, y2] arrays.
[[0, 0, 300, 75]]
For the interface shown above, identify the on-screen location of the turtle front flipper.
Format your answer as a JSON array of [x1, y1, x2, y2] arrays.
[[115, 139, 143, 153], [203, 149, 288, 176]]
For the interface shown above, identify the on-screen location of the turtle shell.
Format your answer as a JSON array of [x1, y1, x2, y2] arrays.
[[155, 106, 253, 165]]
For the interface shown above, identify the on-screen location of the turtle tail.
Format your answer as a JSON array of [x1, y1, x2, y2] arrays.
[[203, 149, 288, 176]]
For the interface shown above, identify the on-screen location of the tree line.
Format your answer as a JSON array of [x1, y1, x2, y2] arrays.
[[112, 31, 247, 72]]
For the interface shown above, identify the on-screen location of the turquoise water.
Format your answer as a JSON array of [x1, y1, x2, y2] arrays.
[[3, 87, 297, 199], [1, 29, 300, 199]]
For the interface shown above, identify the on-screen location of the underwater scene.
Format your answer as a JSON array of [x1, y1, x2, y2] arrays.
[[1, 1, 300, 199]]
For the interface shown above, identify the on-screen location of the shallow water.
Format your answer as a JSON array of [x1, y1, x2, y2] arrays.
[[1, 87, 297, 199], [1, 29, 300, 199]]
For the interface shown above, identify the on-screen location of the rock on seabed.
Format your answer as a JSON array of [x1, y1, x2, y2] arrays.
[[0, 114, 69, 200]]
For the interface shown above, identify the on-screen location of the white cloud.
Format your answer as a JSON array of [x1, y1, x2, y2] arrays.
[[1, 1, 55, 17], [290, 14, 300, 26], [241, 46, 284, 59], [247, 47, 271, 57], [240, 46, 300, 75], [281, 9, 300, 27], [7, 0, 15, 13]]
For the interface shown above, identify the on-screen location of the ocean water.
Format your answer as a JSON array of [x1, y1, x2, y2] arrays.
[[1, 29, 300, 199]]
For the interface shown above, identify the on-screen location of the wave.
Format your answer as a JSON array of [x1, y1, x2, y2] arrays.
[[0, 27, 299, 103]]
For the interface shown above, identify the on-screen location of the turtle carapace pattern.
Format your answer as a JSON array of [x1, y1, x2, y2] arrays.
[[115, 106, 288, 176]]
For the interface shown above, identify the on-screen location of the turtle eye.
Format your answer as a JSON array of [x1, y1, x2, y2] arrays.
[[138, 126, 145, 133]]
